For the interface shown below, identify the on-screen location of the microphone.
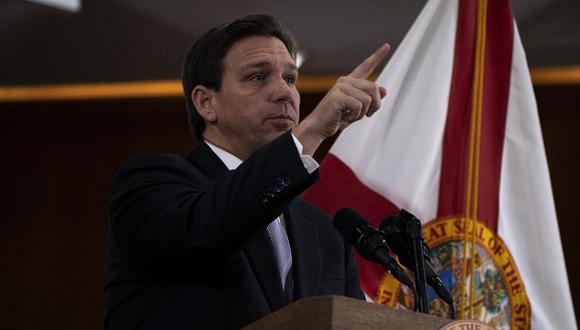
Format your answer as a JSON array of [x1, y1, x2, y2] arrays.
[[379, 211, 454, 308], [333, 208, 414, 289]]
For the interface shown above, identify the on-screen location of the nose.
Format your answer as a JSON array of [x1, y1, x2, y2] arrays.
[[270, 77, 294, 103]]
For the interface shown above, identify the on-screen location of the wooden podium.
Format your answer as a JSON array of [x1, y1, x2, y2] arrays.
[[243, 295, 454, 329]]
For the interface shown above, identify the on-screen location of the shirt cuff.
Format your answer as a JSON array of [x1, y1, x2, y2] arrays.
[[291, 133, 319, 174]]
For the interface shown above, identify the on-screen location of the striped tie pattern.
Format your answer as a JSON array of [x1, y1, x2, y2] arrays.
[[266, 217, 292, 291]]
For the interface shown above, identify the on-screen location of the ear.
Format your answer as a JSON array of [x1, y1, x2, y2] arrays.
[[191, 86, 217, 123]]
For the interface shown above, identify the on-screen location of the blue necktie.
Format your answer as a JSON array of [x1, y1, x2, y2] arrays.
[[266, 217, 292, 291]]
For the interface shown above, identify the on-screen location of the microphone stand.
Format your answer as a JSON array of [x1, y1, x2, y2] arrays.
[[402, 210, 429, 314]]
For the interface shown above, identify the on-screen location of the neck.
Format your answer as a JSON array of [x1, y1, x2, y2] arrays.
[[202, 128, 250, 160]]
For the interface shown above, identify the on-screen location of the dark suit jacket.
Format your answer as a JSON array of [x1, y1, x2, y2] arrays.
[[105, 132, 363, 329]]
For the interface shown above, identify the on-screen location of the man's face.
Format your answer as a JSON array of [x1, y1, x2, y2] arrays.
[[209, 36, 300, 157]]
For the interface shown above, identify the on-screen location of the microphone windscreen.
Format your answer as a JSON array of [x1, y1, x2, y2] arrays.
[[333, 208, 366, 245]]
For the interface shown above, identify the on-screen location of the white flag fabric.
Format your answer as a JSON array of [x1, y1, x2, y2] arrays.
[[304, 0, 577, 329]]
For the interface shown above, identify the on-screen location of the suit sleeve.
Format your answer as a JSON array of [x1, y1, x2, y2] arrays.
[[109, 132, 317, 278]]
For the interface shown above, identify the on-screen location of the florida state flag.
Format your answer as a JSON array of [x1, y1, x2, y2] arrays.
[[303, 0, 577, 328]]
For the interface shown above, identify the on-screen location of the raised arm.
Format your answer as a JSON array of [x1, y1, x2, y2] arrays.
[[293, 43, 391, 155]]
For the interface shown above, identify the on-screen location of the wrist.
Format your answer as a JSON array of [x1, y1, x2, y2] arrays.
[[292, 117, 324, 156]]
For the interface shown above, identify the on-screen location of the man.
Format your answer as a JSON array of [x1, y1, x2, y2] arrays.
[[105, 14, 389, 329]]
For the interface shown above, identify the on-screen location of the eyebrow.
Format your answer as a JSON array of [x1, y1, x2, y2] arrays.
[[242, 61, 298, 72]]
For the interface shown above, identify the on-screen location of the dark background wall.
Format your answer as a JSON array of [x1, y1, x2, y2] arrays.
[[0, 86, 578, 329], [2, 0, 580, 85], [1, 0, 579, 328]]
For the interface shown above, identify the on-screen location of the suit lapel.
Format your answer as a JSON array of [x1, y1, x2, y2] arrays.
[[185, 141, 228, 181], [185, 142, 286, 311], [243, 229, 286, 311], [285, 199, 320, 300]]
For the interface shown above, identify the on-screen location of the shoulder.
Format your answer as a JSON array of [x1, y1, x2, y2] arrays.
[[119, 153, 192, 172], [111, 153, 204, 192], [114, 153, 196, 179]]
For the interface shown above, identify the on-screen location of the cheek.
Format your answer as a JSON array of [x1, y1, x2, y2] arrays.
[[293, 92, 301, 116], [289, 89, 300, 105]]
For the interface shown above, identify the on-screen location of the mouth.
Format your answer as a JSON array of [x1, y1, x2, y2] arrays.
[[265, 115, 297, 128], [269, 114, 295, 121]]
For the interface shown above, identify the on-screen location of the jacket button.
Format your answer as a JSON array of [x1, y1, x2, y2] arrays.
[[275, 176, 291, 187]]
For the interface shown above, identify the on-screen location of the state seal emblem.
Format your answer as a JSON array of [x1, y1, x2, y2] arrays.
[[376, 217, 531, 330]]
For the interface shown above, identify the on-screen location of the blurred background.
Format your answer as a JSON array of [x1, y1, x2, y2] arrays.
[[0, 0, 578, 328]]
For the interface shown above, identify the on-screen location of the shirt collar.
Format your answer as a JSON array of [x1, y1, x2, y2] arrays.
[[204, 140, 243, 170]]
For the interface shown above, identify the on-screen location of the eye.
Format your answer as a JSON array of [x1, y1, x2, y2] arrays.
[[249, 74, 266, 82], [284, 74, 297, 85]]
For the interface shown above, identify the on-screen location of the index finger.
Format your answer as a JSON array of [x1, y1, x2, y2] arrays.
[[349, 43, 391, 80]]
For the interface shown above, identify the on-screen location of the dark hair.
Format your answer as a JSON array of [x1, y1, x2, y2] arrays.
[[182, 14, 297, 140]]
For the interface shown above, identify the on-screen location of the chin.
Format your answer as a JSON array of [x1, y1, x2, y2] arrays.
[[258, 130, 287, 145], [270, 129, 289, 140]]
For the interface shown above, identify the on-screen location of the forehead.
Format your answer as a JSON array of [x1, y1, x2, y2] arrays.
[[223, 36, 295, 70]]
